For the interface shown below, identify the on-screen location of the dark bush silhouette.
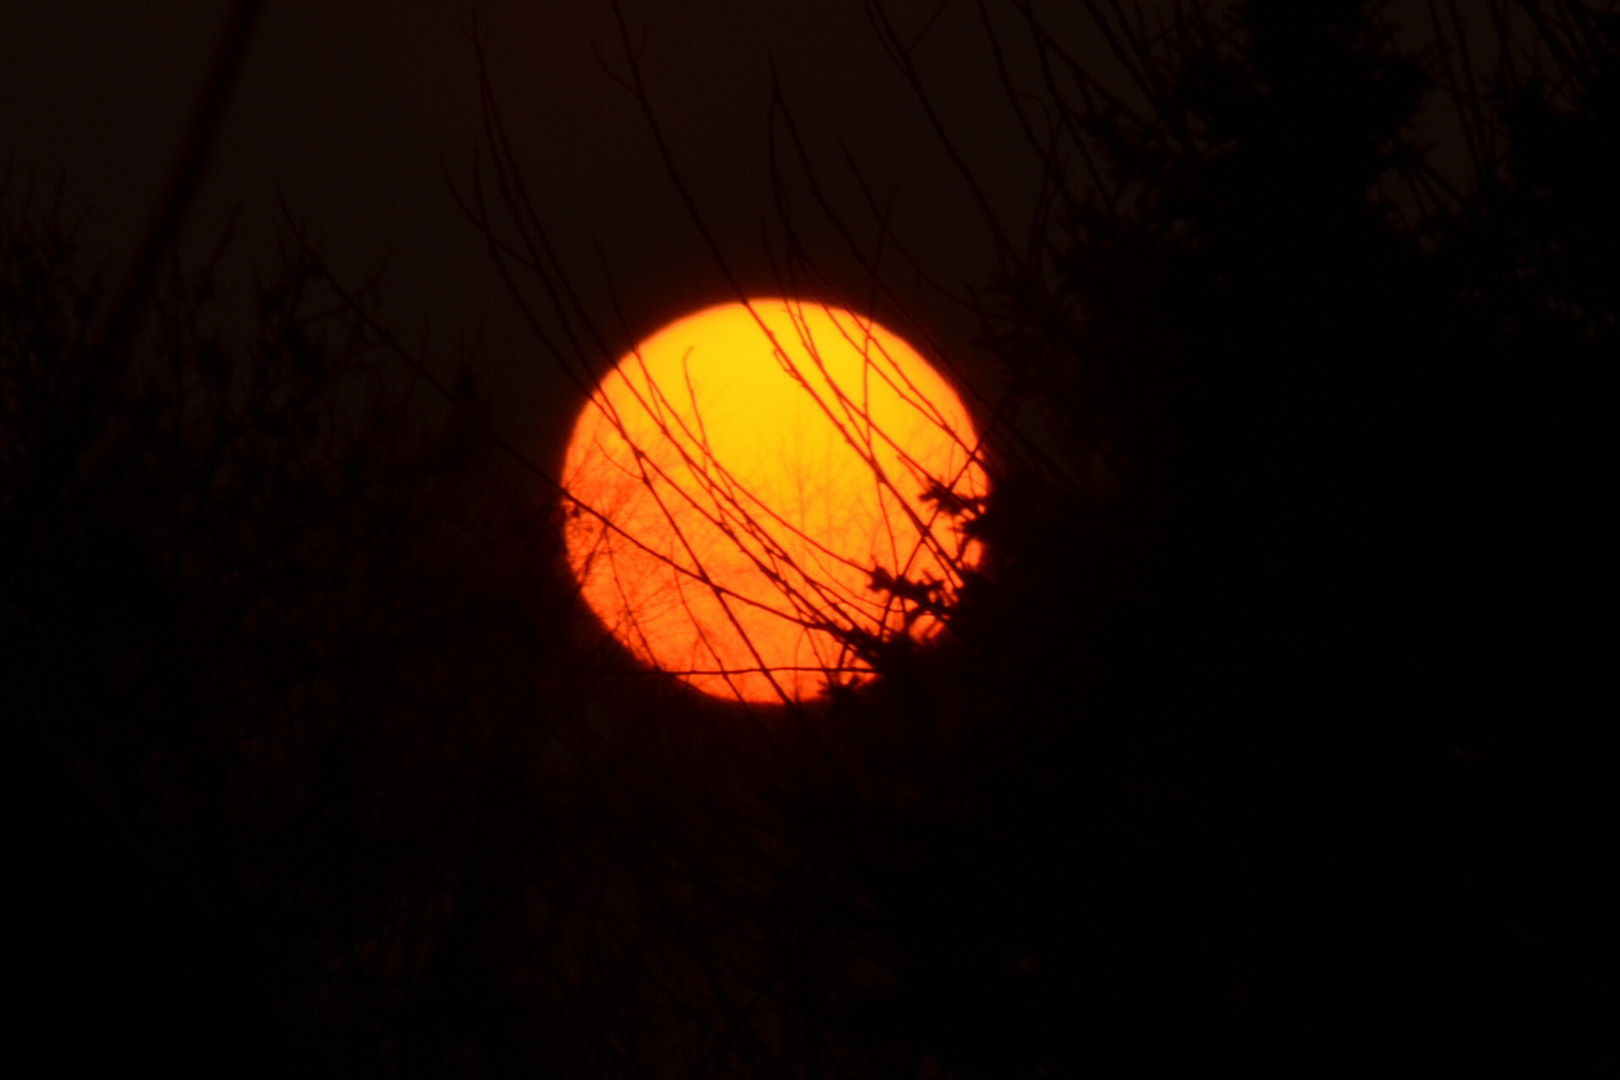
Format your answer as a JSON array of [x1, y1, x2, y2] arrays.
[[1, 192, 580, 1075]]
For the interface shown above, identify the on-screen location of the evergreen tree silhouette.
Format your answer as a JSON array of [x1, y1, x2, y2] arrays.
[[815, 1, 1616, 1074]]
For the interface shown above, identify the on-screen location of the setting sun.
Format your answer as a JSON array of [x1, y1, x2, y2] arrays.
[[562, 298, 988, 704]]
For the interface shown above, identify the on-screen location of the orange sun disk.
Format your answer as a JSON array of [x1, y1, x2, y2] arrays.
[[561, 298, 988, 704]]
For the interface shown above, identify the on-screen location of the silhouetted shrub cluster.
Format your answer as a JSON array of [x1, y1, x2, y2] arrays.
[[1, 192, 586, 1076]]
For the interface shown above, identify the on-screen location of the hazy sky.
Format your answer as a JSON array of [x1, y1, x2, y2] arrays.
[[3, 1, 1094, 464]]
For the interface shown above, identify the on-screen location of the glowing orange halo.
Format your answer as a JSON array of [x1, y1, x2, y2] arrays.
[[561, 298, 987, 704]]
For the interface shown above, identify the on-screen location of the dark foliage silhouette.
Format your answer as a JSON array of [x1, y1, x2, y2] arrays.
[[753, 0, 1616, 1074], [2, 194, 576, 1075]]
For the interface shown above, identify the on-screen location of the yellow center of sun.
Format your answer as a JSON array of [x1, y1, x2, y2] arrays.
[[561, 298, 987, 704]]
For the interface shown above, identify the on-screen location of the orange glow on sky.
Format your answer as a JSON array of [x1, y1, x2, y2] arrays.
[[562, 299, 988, 704]]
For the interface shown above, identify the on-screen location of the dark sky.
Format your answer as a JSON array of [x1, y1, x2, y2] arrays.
[[2, 0, 1103, 464]]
